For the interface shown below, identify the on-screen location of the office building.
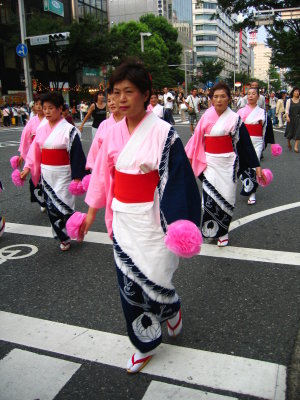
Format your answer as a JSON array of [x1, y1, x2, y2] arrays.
[[253, 43, 272, 83], [192, 0, 250, 80]]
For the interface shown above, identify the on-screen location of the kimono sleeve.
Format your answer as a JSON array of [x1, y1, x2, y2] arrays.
[[160, 135, 201, 227], [18, 118, 33, 159], [24, 137, 42, 187], [264, 116, 275, 148], [69, 128, 87, 180], [237, 122, 260, 175]]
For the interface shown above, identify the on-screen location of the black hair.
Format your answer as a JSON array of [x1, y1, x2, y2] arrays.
[[247, 87, 259, 96], [62, 104, 69, 112], [109, 57, 152, 109], [210, 82, 231, 99], [291, 87, 300, 97], [94, 91, 105, 102], [41, 91, 64, 108]]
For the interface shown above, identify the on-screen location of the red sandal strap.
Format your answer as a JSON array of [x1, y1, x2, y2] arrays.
[[167, 309, 182, 331], [132, 354, 152, 366]]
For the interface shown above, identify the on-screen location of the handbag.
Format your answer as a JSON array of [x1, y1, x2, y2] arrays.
[[187, 96, 196, 115]]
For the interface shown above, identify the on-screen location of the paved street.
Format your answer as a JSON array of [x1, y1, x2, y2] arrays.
[[0, 116, 300, 400]]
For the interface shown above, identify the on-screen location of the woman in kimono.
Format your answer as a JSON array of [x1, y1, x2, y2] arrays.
[[79, 59, 201, 373], [186, 82, 264, 247], [86, 89, 123, 170], [237, 87, 275, 205], [20, 91, 87, 251], [17, 96, 47, 211]]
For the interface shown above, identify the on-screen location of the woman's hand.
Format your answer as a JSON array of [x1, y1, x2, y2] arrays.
[[18, 155, 24, 168], [20, 168, 30, 180], [78, 207, 97, 241], [286, 115, 290, 123], [256, 166, 266, 185]]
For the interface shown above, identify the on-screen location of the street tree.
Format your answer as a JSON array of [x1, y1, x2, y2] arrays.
[[268, 64, 281, 92], [215, 0, 300, 86], [198, 59, 225, 87], [109, 19, 183, 88]]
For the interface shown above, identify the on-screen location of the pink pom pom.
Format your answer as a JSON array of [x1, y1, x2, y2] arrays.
[[82, 174, 91, 192], [10, 155, 19, 170], [66, 212, 86, 240], [68, 180, 85, 196], [257, 168, 273, 187], [271, 144, 282, 157], [164, 220, 203, 258], [11, 169, 24, 187]]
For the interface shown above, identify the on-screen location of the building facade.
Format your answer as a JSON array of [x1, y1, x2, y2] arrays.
[[253, 43, 272, 83], [192, 0, 250, 81]]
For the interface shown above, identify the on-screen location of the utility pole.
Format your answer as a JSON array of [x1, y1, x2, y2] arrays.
[[18, 0, 32, 104]]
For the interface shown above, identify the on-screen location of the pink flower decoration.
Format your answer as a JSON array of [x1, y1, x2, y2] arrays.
[[68, 180, 85, 196], [271, 144, 282, 157], [66, 212, 86, 240], [82, 174, 91, 192], [257, 168, 273, 187], [10, 155, 19, 170], [164, 220, 202, 258], [11, 169, 24, 187]]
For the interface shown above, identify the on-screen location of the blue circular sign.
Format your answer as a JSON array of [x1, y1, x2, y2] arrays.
[[16, 43, 28, 57]]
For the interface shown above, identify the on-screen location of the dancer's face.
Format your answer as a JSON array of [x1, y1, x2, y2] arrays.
[[247, 88, 259, 106], [212, 89, 230, 115], [43, 101, 62, 124], [113, 79, 148, 118]]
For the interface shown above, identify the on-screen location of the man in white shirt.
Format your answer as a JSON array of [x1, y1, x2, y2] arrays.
[[163, 87, 175, 124], [185, 88, 201, 134]]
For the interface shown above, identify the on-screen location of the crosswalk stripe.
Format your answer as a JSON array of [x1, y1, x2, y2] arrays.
[[5, 222, 300, 266], [0, 311, 286, 399], [0, 348, 80, 400], [142, 381, 238, 400]]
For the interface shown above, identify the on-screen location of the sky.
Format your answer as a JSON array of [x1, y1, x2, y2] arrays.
[[256, 26, 267, 43]]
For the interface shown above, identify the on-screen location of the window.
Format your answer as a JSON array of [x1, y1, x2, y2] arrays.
[[195, 24, 217, 31], [196, 46, 217, 52], [196, 35, 217, 41], [195, 14, 214, 20]]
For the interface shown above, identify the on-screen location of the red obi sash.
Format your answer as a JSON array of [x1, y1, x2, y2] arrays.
[[114, 169, 159, 203], [41, 148, 70, 166], [205, 135, 233, 154], [245, 123, 263, 137]]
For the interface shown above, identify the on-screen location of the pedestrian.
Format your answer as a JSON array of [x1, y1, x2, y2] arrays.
[[62, 104, 75, 126], [237, 87, 276, 205], [20, 91, 87, 251], [285, 87, 300, 153], [162, 87, 175, 124], [177, 92, 187, 122], [79, 91, 107, 139], [268, 92, 278, 126], [185, 87, 201, 134], [17, 95, 47, 212], [185, 82, 264, 247], [2, 105, 11, 127], [86, 88, 123, 171], [147, 92, 164, 118], [276, 93, 285, 129], [78, 58, 201, 373]]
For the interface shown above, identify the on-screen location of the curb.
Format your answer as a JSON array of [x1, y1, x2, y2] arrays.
[[287, 323, 300, 399]]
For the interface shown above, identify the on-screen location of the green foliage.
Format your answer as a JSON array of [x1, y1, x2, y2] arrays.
[[198, 59, 225, 86], [268, 64, 281, 91], [216, 0, 300, 86]]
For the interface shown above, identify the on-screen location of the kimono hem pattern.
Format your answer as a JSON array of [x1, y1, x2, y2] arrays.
[[25, 118, 86, 242], [185, 106, 259, 239], [85, 112, 201, 353]]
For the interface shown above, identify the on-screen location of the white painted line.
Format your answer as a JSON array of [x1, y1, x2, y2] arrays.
[[230, 202, 300, 232], [142, 381, 238, 400], [0, 348, 80, 400], [5, 222, 300, 266], [0, 311, 286, 399]]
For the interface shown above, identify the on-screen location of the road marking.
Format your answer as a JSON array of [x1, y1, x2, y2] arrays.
[[0, 311, 286, 399], [142, 381, 238, 400], [230, 202, 300, 232], [0, 140, 21, 147], [5, 222, 300, 266], [0, 348, 80, 400]]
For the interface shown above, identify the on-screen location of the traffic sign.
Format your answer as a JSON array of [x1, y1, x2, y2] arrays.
[[44, 0, 64, 17], [16, 43, 28, 57], [30, 35, 50, 46]]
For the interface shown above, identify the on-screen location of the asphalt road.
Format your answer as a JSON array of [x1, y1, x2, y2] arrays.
[[0, 115, 300, 400]]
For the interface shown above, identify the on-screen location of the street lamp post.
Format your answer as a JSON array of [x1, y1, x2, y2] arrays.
[[140, 32, 152, 53], [184, 50, 192, 97], [18, 0, 32, 105]]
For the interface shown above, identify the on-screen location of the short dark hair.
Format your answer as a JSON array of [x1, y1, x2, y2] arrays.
[[291, 87, 300, 97], [41, 91, 64, 108], [210, 82, 231, 99], [247, 87, 259, 96], [95, 91, 104, 102], [62, 104, 69, 111], [109, 57, 152, 109]]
